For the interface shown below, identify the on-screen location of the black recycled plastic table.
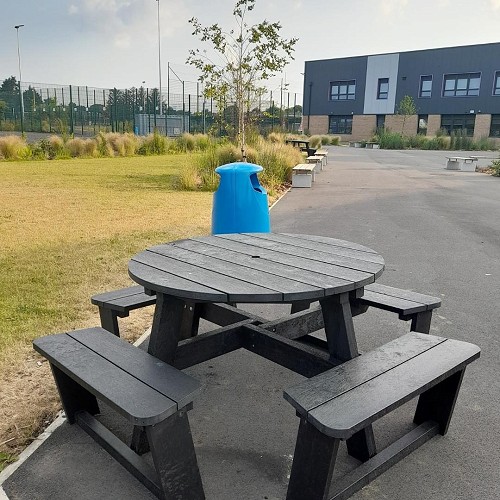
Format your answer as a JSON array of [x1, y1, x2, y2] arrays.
[[128, 232, 385, 493]]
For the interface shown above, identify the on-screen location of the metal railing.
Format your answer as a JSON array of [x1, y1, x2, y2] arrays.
[[0, 81, 303, 137]]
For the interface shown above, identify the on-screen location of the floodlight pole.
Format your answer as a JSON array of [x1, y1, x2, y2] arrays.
[[156, 0, 162, 116], [14, 24, 25, 134]]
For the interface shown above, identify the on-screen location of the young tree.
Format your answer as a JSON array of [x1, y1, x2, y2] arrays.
[[397, 95, 417, 135], [187, 0, 297, 160]]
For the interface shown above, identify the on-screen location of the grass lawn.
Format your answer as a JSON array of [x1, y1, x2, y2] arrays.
[[0, 154, 213, 464]]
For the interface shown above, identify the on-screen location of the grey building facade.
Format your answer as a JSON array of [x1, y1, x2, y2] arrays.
[[303, 42, 500, 142]]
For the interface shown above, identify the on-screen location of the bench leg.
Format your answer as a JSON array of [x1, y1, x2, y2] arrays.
[[320, 293, 377, 461], [51, 365, 99, 424], [409, 311, 433, 334], [98, 308, 121, 337], [147, 408, 205, 500], [414, 369, 465, 435], [287, 418, 340, 500]]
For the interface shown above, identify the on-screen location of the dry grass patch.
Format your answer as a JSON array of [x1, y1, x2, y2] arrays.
[[0, 154, 212, 465]]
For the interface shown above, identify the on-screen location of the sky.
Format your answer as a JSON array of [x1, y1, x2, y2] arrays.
[[2, 0, 500, 97]]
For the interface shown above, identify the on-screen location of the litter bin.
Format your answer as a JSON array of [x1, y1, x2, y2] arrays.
[[212, 162, 271, 234]]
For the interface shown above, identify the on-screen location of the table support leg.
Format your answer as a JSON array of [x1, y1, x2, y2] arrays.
[[132, 292, 186, 455], [320, 293, 359, 362], [148, 293, 186, 363], [320, 293, 377, 461]]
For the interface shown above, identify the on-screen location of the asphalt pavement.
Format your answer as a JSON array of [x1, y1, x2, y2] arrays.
[[1, 146, 499, 499]]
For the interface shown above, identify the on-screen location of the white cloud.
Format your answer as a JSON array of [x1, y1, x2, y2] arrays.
[[491, 0, 500, 9], [69, 0, 189, 47], [379, 0, 409, 16]]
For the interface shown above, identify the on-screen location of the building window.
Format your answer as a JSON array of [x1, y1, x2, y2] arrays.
[[490, 115, 500, 137], [418, 114, 428, 134], [376, 114, 385, 129], [443, 72, 481, 97], [441, 114, 475, 136], [494, 71, 500, 96], [419, 75, 432, 98], [377, 78, 389, 99], [330, 80, 356, 100], [329, 115, 353, 134]]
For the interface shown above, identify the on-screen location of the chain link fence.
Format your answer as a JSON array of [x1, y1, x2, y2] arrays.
[[0, 81, 302, 137]]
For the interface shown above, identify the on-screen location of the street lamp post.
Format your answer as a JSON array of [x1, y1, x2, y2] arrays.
[[14, 24, 25, 134]]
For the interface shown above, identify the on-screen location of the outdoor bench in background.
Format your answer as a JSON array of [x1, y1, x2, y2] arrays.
[[284, 332, 480, 500], [33, 327, 204, 500]]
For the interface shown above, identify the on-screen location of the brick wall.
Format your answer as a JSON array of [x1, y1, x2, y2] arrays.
[[426, 115, 442, 136], [306, 115, 328, 135], [351, 115, 377, 141], [385, 115, 418, 136], [473, 114, 492, 140]]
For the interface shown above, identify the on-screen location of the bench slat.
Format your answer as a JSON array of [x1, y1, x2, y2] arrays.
[[360, 291, 426, 315], [91, 285, 146, 306], [68, 328, 202, 409], [364, 283, 441, 309], [284, 333, 445, 413], [306, 337, 480, 438], [99, 293, 156, 313], [34, 333, 179, 426]]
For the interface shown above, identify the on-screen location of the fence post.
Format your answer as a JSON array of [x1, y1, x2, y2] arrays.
[[69, 85, 74, 135]]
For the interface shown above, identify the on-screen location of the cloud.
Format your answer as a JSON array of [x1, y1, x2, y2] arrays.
[[67, 0, 189, 48], [491, 0, 500, 9], [379, 0, 409, 16]]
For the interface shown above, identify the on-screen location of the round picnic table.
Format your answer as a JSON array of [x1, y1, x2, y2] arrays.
[[128, 232, 384, 361], [128, 232, 385, 470]]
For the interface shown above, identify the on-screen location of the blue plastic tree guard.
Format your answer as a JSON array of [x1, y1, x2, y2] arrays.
[[212, 162, 271, 234]]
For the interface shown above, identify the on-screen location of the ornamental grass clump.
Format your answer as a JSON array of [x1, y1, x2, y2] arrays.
[[0, 135, 31, 160]]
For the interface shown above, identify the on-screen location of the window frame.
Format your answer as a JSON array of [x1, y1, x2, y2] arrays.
[[419, 75, 433, 98], [377, 78, 389, 100], [440, 114, 476, 137], [328, 114, 353, 135], [493, 71, 500, 96], [442, 72, 481, 97], [490, 114, 500, 137], [329, 80, 356, 101]]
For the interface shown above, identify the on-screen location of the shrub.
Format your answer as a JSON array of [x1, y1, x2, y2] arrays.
[[0, 135, 31, 160], [378, 131, 405, 149], [491, 159, 500, 176], [178, 164, 201, 190], [192, 133, 212, 151], [137, 131, 169, 155], [65, 137, 98, 157], [95, 132, 114, 157], [175, 133, 197, 152], [267, 132, 285, 144], [308, 135, 322, 149]]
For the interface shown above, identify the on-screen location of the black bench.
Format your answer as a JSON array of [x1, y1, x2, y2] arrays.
[[33, 327, 204, 500], [284, 332, 480, 500], [91, 286, 156, 336], [291, 283, 441, 334], [352, 283, 442, 334]]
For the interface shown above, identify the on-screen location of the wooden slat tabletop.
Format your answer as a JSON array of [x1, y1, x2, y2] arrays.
[[128, 233, 385, 303]]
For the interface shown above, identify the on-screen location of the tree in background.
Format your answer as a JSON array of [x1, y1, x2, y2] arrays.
[[187, 0, 297, 160], [397, 95, 417, 135]]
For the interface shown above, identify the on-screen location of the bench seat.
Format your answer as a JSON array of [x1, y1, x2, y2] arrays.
[[91, 285, 156, 336], [284, 332, 480, 500], [34, 327, 204, 500], [353, 282, 441, 333]]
